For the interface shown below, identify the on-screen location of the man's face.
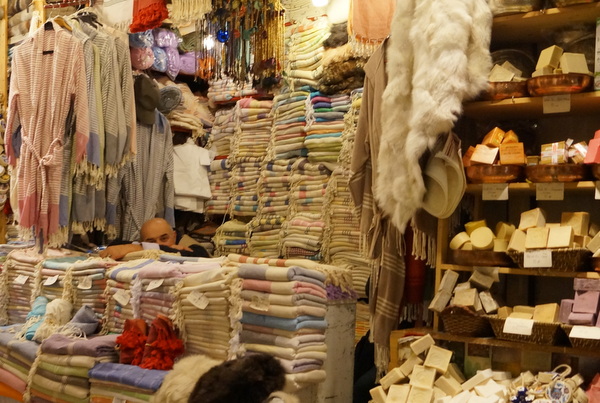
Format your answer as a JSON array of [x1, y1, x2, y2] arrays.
[[141, 222, 176, 246]]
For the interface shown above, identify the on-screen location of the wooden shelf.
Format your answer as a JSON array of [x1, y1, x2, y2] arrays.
[[463, 91, 600, 119], [439, 263, 600, 278], [465, 180, 597, 193], [492, 3, 600, 45]]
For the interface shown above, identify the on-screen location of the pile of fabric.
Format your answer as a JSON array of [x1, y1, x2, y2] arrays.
[[304, 92, 351, 165], [172, 266, 241, 360], [0, 324, 38, 399], [205, 158, 232, 216], [318, 44, 367, 96], [281, 213, 324, 261], [237, 262, 328, 386], [207, 78, 257, 108], [284, 18, 330, 90], [89, 362, 167, 402], [212, 219, 249, 257], [30, 333, 118, 403], [268, 88, 310, 161], [229, 156, 262, 218], [1, 249, 45, 324], [256, 160, 295, 218], [208, 107, 236, 158], [247, 216, 285, 259], [289, 159, 331, 216]]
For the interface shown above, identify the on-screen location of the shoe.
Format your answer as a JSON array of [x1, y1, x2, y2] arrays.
[[116, 318, 147, 365], [140, 314, 184, 370]]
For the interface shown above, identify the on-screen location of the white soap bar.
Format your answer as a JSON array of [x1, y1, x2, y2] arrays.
[[491, 371, 511, 381], [518, 208, 546, 230], [559, 52, 590, 75], [495, 222, 516, 241], [400, 354, 424, 376], [533, 302, 560, 323], [409, 365, 437, 389], [446, 363, 466, 384], [465, 220, 487, 236], [561, 212, 590, 236], [469, 271, 495, 290], [407, 386, 434, 403], [536, 45, 563, 70], [501, 61, 522, 78], [386, 384, 411, 403], [410, 334, 435, 356], [587, 231, 600, 253], [467, 396, 497, 403], [462, 369, 493, 391], [370, 385, 388, 403], [424, 345, 453, 374], [453, 288, 478, 308], [547, 226, 574, 249], [492, 238, 508, 252], [531, 66, 554, 77], [474, 379, 505, 398], [470, 227, 495, 251], [450, 232, 470, 250], [473, 293, 483, 314], [433, 387, 447, 399], [489, 64, 515, 82], [474, 267, 499, 282], [450, 391, 473, 403], [435, 374, 463, 396], [381, 367, 407, 390], [454, 282, 472, 293], [525, 227, 549, 249], [429, 290, 452, 313], [439, 270, 460, 293], [507, 229, 526, 252], [479, 291, 499, 314]]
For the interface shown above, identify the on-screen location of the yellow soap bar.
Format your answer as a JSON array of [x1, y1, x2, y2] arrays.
[[470, 227, 495, 251], [370, 385, 387, 403], [386, 384, 411, 403], [533, 303, 560, 323], [424, 346, 453, 374], [501, 130, 519, 144], [561, 212, 590, 236], [482, 127, 506, 148], [525, 227, 549, 249], [465, 220, 487, 236], [519, 208, 546, 230], [495, 222, 515, 240], [547, 226, 574, 249], [450, 232, 470, 250], [536, 45, 563, 70], [507, 229, 526, 252], [497, 306, 513, 319], [499, 142, 526, 165]]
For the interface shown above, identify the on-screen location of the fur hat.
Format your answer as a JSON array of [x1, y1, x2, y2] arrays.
[[188, 354, 286, 403]]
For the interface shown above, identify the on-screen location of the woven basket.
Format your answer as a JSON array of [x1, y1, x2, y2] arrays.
[[561, 324, 600, 349], [487, 315, 562, 345], [440, 305, 493, 337], [506, 248, 591, 272]]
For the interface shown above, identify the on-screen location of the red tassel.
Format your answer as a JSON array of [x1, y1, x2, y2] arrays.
[[129, 1, 169, 33]]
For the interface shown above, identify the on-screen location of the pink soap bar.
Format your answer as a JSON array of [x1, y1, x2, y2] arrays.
[[573, 278, 600, 292], [568, 312, 596, 325], [573, 290, 600, 313], [584, 138, 600, 163], [559, 299, 574, 324]]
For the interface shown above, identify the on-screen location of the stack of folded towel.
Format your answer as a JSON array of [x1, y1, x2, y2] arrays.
[[89, 362, 167, 403], [205, 158, 232, 216]]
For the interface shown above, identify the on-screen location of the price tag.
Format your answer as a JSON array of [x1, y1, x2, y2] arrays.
[[482, 183, 509, 201], [536, 182, 564, 201], [569, 325, 600, 340], [14, 275, 28, 285], [249, 295, 270, 312], [146, 279, 164, 291], [524, 249, 552, 268], [503, 317, 534, 336], [543, 94, 571, 114], [77, 276, 93, 290], [595, 181, 600, 200], [112, 289, 130, 306], [44, 275, 59, 286], [187, 290, 209, 310]]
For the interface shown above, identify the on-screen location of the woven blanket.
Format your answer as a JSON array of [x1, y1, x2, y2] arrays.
[[238, 264, 326, 285], [242, 301, 326, 319], [41, 334, 118, 357], [88, 363, 167, 391], [240, 290, 326, 307], [241, 312, 327, 332]]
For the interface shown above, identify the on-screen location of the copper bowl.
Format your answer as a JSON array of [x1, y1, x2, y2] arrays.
[[482, 81, 528, 101], [525, 163, 589, 182], [466, 164, 525, 183], [450, 249, 514, 267], [527, 73, 592, 97]]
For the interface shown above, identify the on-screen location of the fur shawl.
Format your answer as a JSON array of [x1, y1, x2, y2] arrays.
[[376, 0, 492, 232]]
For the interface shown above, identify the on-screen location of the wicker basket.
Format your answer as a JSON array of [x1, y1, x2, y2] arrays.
[[487, 315, 563, 345], [506, 248, 592, 272], [561, 324, 600, 349], [440, 305, 493, 337]]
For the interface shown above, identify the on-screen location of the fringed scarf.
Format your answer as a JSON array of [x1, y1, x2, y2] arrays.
[[347, 0, 395, 57]]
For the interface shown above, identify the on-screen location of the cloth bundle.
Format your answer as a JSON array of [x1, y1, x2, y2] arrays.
[[208, 107, 236, 158], [89, 362, 167, 403], [268, 88, 310, 161], [172, 266, 241, 361], [247, 216, 286, 259], [288, 158, 332, 216], [207, 78, 258, 109], [284, 18, 330, 90], [0, 324, 38, 396], [281, 213, 325, 261], [256, 160, 295, 219], [205, 158, 232, 215], [173, 139, 214, 214], [237, 262, 328, 385], [213, 219, 249, 257]]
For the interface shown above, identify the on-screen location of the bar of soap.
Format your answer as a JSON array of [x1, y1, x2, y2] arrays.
[[561, 212, 590, 237], [536, 45, 564, 70], [465, 220, 488, 236], [573, 290, 600, 313], [497, 306, 512, 319], [495, 222, 516, 241], [409, 365, 437, 389], [574, 235, 591, 248], [435, 374, 463, 396], [424, 346, 453, 374], [502, 61, 522, 77], [407, 386, 433, 403], [559, 52, 590, 74], [462, 369, 493, 391], [439, 270, 460, 293], [410, 334, 435, 356], [433, 387, 447, 400], [482, 127, 505, 148], [450, 232, 470, 250], [514, 305, 535, 314], [573, 278, 600, 291], [489, 64, 515, 82], [450, 391, 473, 403], [454, 282, 472, 293], [532, 66, 554, 77], [519, 208, 546, 230], [589, 222, 599, 237], [469, 271, 495, 290], [386, 384, 411, 403], [509, 312, 533, 319], [533, 303, 560, 323], [400, 354, 424, 376], [446, 363, 466, 384], [507, 229, 526, 252], [493, 238, 508, 252], [479, 291, 499, 314], [568, 312, 597, 325], [547, 226, 574, 249], [381, 367, 407, 390], [586, 231, 600, 253], [429, 290, 452, 313], [474, 379, 506, 399], [370, 385, 387, 403], [559, 299, 574, 323], [453, 288, 478, 309], [525, 227, 549, 249], [501, 130, 519, 144], [470, 227, 495, 251], [499, 142, 526, 165], [470, 145, 499, 165], [461, 242, 473, 251]]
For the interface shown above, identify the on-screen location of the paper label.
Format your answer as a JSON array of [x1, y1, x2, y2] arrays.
[[569, 325, 600, 340], [503, 317, 534, 336], [187, 290, 210, 310], [14, 275, 28, 285], [249, 295, 270, 312], [77, 276, 93, 290], [543, 94, 571, 114], [482, 183, 509, 201], [595, 181, 600, 200], [146, 279, 164, 291], [524, 249, 552, 268], [44, 275, 59, 286], [113, 289, 130, 306], [536, 182, 564, 201]]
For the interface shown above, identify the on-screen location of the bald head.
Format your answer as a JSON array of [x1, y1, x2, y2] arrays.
[[140, 218, 176, 246]]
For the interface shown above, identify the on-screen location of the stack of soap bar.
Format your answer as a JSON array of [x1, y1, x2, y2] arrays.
[[573, 290, 600, 313], [536, 45, 564, 70], [561, 212, 590, 236]]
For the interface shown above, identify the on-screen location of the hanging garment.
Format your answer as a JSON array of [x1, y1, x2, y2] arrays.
[[173, 138, 214, 213]]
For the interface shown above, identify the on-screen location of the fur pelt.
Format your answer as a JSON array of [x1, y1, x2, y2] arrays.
[[188, 353, 287, 403], [318, 44, 367, 95], [376, 0, 492, 232], [323, 22, 348, 49], [150, 354, 223, 403]]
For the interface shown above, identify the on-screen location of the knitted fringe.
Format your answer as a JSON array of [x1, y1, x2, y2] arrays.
[[31, 262, 43, 305], [168, 0, 210, 24], [227, 277, 244, 360], [170, 281, 186, 343], [374, 343, 389, 383], [0, 254, 9, 325], [61, 266, 75, 303], [47, 227, 69, 249], [23, 346, 42, 403], [348, 35, 384, 58]]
